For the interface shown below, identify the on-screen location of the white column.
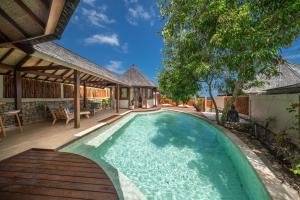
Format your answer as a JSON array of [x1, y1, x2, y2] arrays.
[[0, 75, 3, 98]]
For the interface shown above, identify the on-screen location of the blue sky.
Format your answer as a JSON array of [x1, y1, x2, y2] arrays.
[[55, 0, 300, 86], [55, 0, 163, 83]]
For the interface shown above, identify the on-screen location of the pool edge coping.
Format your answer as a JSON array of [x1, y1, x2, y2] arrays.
[[167, 108, 299, 200]]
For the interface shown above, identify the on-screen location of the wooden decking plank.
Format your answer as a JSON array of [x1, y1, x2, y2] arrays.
[[0, 171, 114, 186], [2, 184, 118, 200], [0, 177, 117, 193], [0, 149, 118, 199], [11, 154, 99, 166], [0, 165, 108, 179], [0, 161, 102, 173], [6, 157, 100, 169], [20, 151, 91, 163], [0, 191, 80, 200]]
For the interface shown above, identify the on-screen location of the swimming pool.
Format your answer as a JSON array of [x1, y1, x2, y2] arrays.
[[61, 111, 270, 200]]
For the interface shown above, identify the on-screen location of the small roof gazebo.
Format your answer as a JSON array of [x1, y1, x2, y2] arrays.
[[118, 65, 157, 109]]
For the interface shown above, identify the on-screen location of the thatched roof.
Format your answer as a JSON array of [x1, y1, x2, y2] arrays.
[[244, 62, 300, 94], [0, 0, 79, 46], [29, 42, 128, 86], [120, 65, 156, 88]]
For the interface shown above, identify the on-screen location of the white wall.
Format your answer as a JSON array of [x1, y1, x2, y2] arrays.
[[147, 99, 154, 108], [120, 100, 129, 109], [214, 96, 225, 110], [249, 93, 299, 143]]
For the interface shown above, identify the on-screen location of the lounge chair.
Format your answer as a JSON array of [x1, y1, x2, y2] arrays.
[[51, 108, 74, 125], [51, 108, 91, 125]]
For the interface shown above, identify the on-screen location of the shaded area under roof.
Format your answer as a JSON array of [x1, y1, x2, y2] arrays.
[[120, 65, 156, 88], [244, 62, 300, 94], [0, 0, 79, 46]]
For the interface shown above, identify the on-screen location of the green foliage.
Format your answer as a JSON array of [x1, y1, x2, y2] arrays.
[[157, 65, 199, 104], [286, 103, 300, 174], [287, 103, 300, 132]]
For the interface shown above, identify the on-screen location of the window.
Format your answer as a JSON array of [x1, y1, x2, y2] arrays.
[[145, 88, 153, 99], [120, 87, 128, 99]]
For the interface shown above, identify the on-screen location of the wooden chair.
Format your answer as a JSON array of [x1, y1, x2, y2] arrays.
[[51, 108, 74, 125], [51, 108, 90, 125]]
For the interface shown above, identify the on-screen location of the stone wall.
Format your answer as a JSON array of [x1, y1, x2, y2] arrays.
[[0, 99, 110, 127]]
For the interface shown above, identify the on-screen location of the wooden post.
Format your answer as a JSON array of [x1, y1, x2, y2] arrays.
[[128, 87, 131, 108], [142, 88, 145, 108], [83, 81, 87, 109], [74, 70, 80, 128], [154, 89, 157, 107], [116, 84, 120, 113], [109, 87, 112, 109], [14, 68, 22, 124], [0, 75, 3, 98]]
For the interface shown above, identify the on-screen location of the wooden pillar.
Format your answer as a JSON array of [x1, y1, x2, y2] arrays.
[[83, 81, 87, 109], [74, 70, 80, 128], [154, 89, 157, 107], [14, 69, 22, 124], [142, 88, 145, 108], [128, 87, 131, 108], [116, 84, 120, 113], [0, 75, 3, 98]]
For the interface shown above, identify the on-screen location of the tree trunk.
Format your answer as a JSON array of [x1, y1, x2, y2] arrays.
[[208, 83, 220, 124], [221, 79, 243, 123]]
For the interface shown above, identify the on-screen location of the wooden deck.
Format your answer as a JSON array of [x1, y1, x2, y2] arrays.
[[0, 149, 118, 200]]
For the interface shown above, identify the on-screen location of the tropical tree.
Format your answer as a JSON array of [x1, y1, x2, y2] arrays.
[[158, 0, 300, 123]]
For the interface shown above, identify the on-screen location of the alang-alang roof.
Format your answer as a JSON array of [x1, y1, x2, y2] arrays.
[[120, 64, 156, 88], [244, 62, 300, 94]]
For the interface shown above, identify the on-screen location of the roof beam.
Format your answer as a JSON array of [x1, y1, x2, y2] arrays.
[[22, 59, 43, 78], [14, 0, 45, 29], [0, 48, 14, 62], [45, 0, 66, 35], [0, 63, 15, 71], [23, 70, 72, 81], [0, 7, 29, 37], [0, 30, 11, 42], [19, 65, 69, 71]]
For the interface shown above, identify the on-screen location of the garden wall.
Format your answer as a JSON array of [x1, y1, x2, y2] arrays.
[[249, 93, 300, 144], [214, 96, 249, 115]]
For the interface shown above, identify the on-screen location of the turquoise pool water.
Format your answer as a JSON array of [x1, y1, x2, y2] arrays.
[[61, 111, 270, 200]]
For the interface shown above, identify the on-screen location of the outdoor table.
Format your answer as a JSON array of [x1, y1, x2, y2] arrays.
[[2, 110, 23, 133]]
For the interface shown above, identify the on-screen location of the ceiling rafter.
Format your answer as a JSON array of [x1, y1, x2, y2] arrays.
[[0, 48, 14, 62], [0, 7, 29, 37], [14, 0, 45, 29], [20, 65, 69, 71], [22, 58, 43, 78], [34, 63, 53, 79]]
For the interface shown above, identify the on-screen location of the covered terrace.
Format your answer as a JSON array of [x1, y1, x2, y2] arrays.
[[0, 42, 128, 130]]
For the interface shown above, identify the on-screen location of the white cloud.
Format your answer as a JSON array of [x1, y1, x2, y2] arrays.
[[71, 15, 79, 24], [105, 61, 125, 74], [124, 0, 138, 5], [85, 34, 120, 46], [82, 0, 96, 6], [121, 42, 129, 53], [82, 7, 115, 28], [284, 53, 300, 59], [126, 5, 153, 26]]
